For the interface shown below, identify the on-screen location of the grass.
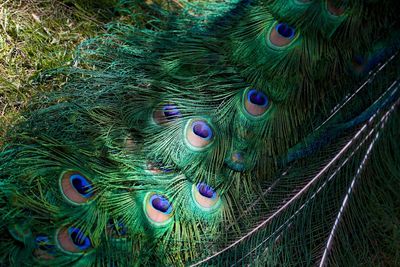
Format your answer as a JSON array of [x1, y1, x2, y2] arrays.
[[0, 0, 210, 139], [0, 0, 121, 137]]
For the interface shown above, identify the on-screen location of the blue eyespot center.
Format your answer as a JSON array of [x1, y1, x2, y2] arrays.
[[197, 183, 216, 199], [192, 121, 213, 140], [68, 227, 91, 250], [150, 195, 172, 214], [70, 174, 93, 198], [248, 89, 268, 107], [162, 104, 181, 120], [276, 23, 295, 39]]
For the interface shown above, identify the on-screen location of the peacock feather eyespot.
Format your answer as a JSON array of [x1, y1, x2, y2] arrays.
[[56, 226, 92, 254], [268, 22, 298, 48], [231, 151, 244, 163], [163, 104, 181, 119], [146, 161, 174, 174], [153, 104, 181, 125], [326, 0, 346, 16], [277, 23, 295, 39], [192, 121, 213, 140], [352, 49, 387, 75], [35, 235, 55, 251], [34, 234, 56, 259], [242, 89, 270, 118], [192, 183, 221, 211], [225, 151, 246, 172], [351, 55, 367, 73], [60, 171, 94, 205], [185, 119, 214, 150], [123, 135, 137, 151], [144, 193, 174, 225], [107, 219, 128, 238]]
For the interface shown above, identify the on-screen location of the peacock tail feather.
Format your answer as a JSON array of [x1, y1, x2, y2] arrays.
[[1, 0, 399, 266]]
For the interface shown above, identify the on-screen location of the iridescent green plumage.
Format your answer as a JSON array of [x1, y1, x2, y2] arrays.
[[0, 0, 399, 266]]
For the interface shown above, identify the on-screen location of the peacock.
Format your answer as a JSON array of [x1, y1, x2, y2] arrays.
[[1, 0, 400, 266]]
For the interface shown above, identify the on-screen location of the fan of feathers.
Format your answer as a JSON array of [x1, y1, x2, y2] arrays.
[[1, 0, 400, 266]]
